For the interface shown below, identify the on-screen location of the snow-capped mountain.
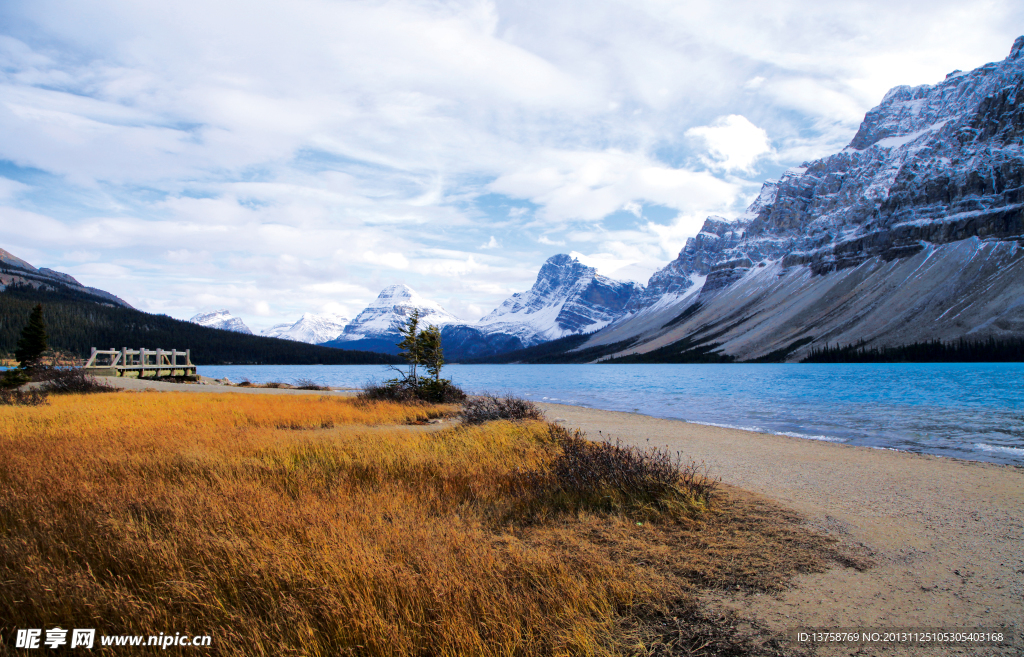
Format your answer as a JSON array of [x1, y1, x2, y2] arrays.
[[442, 254, 643, 359], [0, 247, 132, 308], [321, 284, 459, 354], [261, 312, 349, 344], [479, 254, 641, 341], [584, 35, 1024, 362], [190, 310, 253, 334]]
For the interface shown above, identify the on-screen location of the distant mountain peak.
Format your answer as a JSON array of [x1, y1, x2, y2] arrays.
[[330, 284, 459, 348], [190, 309, 253, 334], [476, 253, 643, 340], [368, 284, 450, 315], [261, 312, 349, 344]]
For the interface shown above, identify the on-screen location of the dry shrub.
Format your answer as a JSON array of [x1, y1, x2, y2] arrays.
[[360, 378, 467, 404], [294, 378, 330, 391], [0, 393, 849, 656], [463, 393, 544, 424], [0, 389, 48, 406], [506, 425, 719, 523], [35, 367, 116, 394]]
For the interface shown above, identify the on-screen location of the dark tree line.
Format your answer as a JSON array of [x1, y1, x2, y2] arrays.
[[0, 285, 400, 366], [801, 337, 1024, 363]]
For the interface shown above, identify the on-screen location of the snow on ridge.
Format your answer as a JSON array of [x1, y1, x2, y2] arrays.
[[873, 119, 950, 149], [334, 284, 460, 342], [190, 310, 253, 334], [261, 312, 349, 344]]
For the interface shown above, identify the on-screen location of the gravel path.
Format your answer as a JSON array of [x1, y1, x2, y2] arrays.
[[538, 403, 1024, 656]]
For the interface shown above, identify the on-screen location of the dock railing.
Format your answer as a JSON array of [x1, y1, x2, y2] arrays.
[[84, 348, 196, 378]]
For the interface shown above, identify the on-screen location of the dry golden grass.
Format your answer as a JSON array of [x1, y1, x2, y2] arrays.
[[0, 392, 849, 656]]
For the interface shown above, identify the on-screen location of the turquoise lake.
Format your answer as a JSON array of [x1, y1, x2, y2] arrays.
[[196, 363, 1024, 466]]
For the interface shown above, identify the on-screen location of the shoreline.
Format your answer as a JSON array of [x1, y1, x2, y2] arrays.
[[538, 401, 1024, 655]]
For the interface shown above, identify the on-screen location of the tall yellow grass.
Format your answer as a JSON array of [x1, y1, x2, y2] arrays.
[[0, 392, 839, 656]]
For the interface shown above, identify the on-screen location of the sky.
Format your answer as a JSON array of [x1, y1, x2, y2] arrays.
[[1, 0, 1022, 331]]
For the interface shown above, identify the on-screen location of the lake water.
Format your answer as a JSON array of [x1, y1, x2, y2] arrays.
[[197, 363, 1024, 466]]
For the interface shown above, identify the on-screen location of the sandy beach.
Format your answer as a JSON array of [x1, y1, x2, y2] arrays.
[[90, 378, 1022, 654], [538, 402, 1024, 656]]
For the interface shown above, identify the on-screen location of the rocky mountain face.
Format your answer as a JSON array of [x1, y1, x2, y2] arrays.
[[442, 254, 643, 359], [189, 310, 253, 334], [261, 312, 349, 344], [0, 248, 133, 308], [322, 284, 459, 354], [586, 36, 1024, 362]]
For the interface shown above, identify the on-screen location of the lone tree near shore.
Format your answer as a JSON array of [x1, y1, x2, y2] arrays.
[[2, 303, 48, 388], [396, 310, 447, 385], [419, 324, 444, 383], [396, 309, 423, 385], [360, 311, 464, 403], [15, 304, 48, 368]]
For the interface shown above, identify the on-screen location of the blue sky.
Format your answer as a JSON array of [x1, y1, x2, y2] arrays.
[[1, 0, 1022, 330]]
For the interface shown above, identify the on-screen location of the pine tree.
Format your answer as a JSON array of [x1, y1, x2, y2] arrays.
[[14, 304, 48, 369], [396, 309, 422, 384], [419, 325, 444, 382]]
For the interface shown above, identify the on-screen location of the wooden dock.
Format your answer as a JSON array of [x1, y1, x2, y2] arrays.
[[84, 347, 196, 378]]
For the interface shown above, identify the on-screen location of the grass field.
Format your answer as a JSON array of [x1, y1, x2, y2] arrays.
[[0, 392, 849, 655]]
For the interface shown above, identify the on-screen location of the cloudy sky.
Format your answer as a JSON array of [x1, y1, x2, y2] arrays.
[[1, 0, 1021, 329]]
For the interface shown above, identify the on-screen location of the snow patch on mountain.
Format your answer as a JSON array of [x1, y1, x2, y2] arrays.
[[261, 313, 349, 344], [190, 310, 253, 334]]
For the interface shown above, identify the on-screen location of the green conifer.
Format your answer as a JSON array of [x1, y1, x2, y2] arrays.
[[14, 304, 48, 368], [419, 325, 444, 382], [396, 309, 422, 384]]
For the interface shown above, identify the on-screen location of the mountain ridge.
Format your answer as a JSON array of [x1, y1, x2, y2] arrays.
[[0, 248, 133, 309], [577, 35, 1024, 362]]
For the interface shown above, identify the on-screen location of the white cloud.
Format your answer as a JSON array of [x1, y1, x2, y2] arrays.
[[481, 236, 500, 249], [686, 115, 773, 172], [489, 149, 739, 223], [362, 251, 410, 270]]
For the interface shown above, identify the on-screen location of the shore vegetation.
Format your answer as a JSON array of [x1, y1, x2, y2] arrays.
[[0, 390, 855, 655], [360, 310, 467, 404]]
